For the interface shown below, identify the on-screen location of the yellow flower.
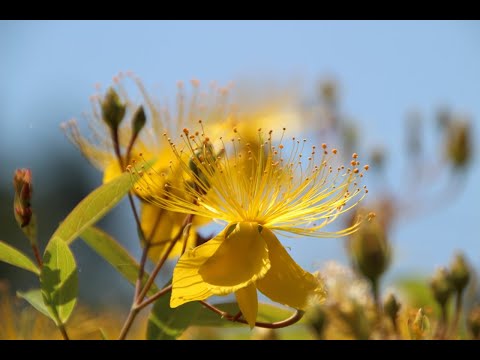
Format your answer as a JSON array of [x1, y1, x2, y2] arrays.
[[62, 75, 231, 260], [135, 125, 369, 327]]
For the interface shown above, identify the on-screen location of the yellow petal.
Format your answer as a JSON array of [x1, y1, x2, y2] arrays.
[[235, 283, 258, 329], [141, 203, 197, 261], [199, 222, 270, 295], [257, 228, 326, 310], [103, 160, 123, 184], [170, 230, 225, 308]]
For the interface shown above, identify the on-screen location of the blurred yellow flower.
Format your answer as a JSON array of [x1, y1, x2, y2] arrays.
[[135, 125, 368, 327], [63, 75, 232, 260]]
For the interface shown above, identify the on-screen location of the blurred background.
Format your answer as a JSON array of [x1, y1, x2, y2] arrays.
[[1, 20, 479, 316]]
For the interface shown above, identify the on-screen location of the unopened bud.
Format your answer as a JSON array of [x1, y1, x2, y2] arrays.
[[101, 87, 126, 130], [409, 308, 430, 340], [13, 169, 33, 228], [384, 293, 401, 325], [430, 267, 454, 308], [449, 253, 470, 294], [349, 217, 391, 284], [467, 306, 480, 339], [13, 169, 37, 245], [446, 119, 471, 169], [132, 106, 146, 136]]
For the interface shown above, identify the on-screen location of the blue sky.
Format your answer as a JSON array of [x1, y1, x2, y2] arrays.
[[1, 20, 479, 285]]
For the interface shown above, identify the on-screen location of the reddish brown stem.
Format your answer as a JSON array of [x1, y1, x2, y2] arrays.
[[199, 301, 304, 329]]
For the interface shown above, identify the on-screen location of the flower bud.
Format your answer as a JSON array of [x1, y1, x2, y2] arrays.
[[384, 293, 401, 325], [13, 168, 37, 245], [446, 119, 471, 169], [13, 169, 33, 228], [467, 306, 480, 339], [449, 253, 470, 294], [430, 267, 454, 308], [132, 106, 146, 137], [101, 87, 126, 130], [349, 217, 391, 284]]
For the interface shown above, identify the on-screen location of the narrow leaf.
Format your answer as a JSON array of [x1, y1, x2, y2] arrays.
[[80, 226, 159, 295], [51, 169, 139, 246], [40, 236, 78, 325], [0, 241, 40, 275], [17, 289, 53, 320]]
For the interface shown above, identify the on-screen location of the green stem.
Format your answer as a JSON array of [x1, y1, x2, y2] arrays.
[[137, 214, 193, 302], [117, 214, 194, 340], [31, 244, 43, 269], [437, 304, 448, 339], [452, 290, 463, 337], [118, 308, 139, 341], [135, 285, 172, 310]]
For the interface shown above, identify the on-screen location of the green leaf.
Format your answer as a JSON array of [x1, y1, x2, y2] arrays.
[[0, 241, 40, 275], [40, 236, 78, 325], [147, 295, 202, 340], [80, 226, 159, 295], [17, 289, 53, 320], [51, 170, 138, 246]]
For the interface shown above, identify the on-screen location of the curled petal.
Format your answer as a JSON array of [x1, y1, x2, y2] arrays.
[[257, 228, 325, 310], [235, 283, 258, 329]]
